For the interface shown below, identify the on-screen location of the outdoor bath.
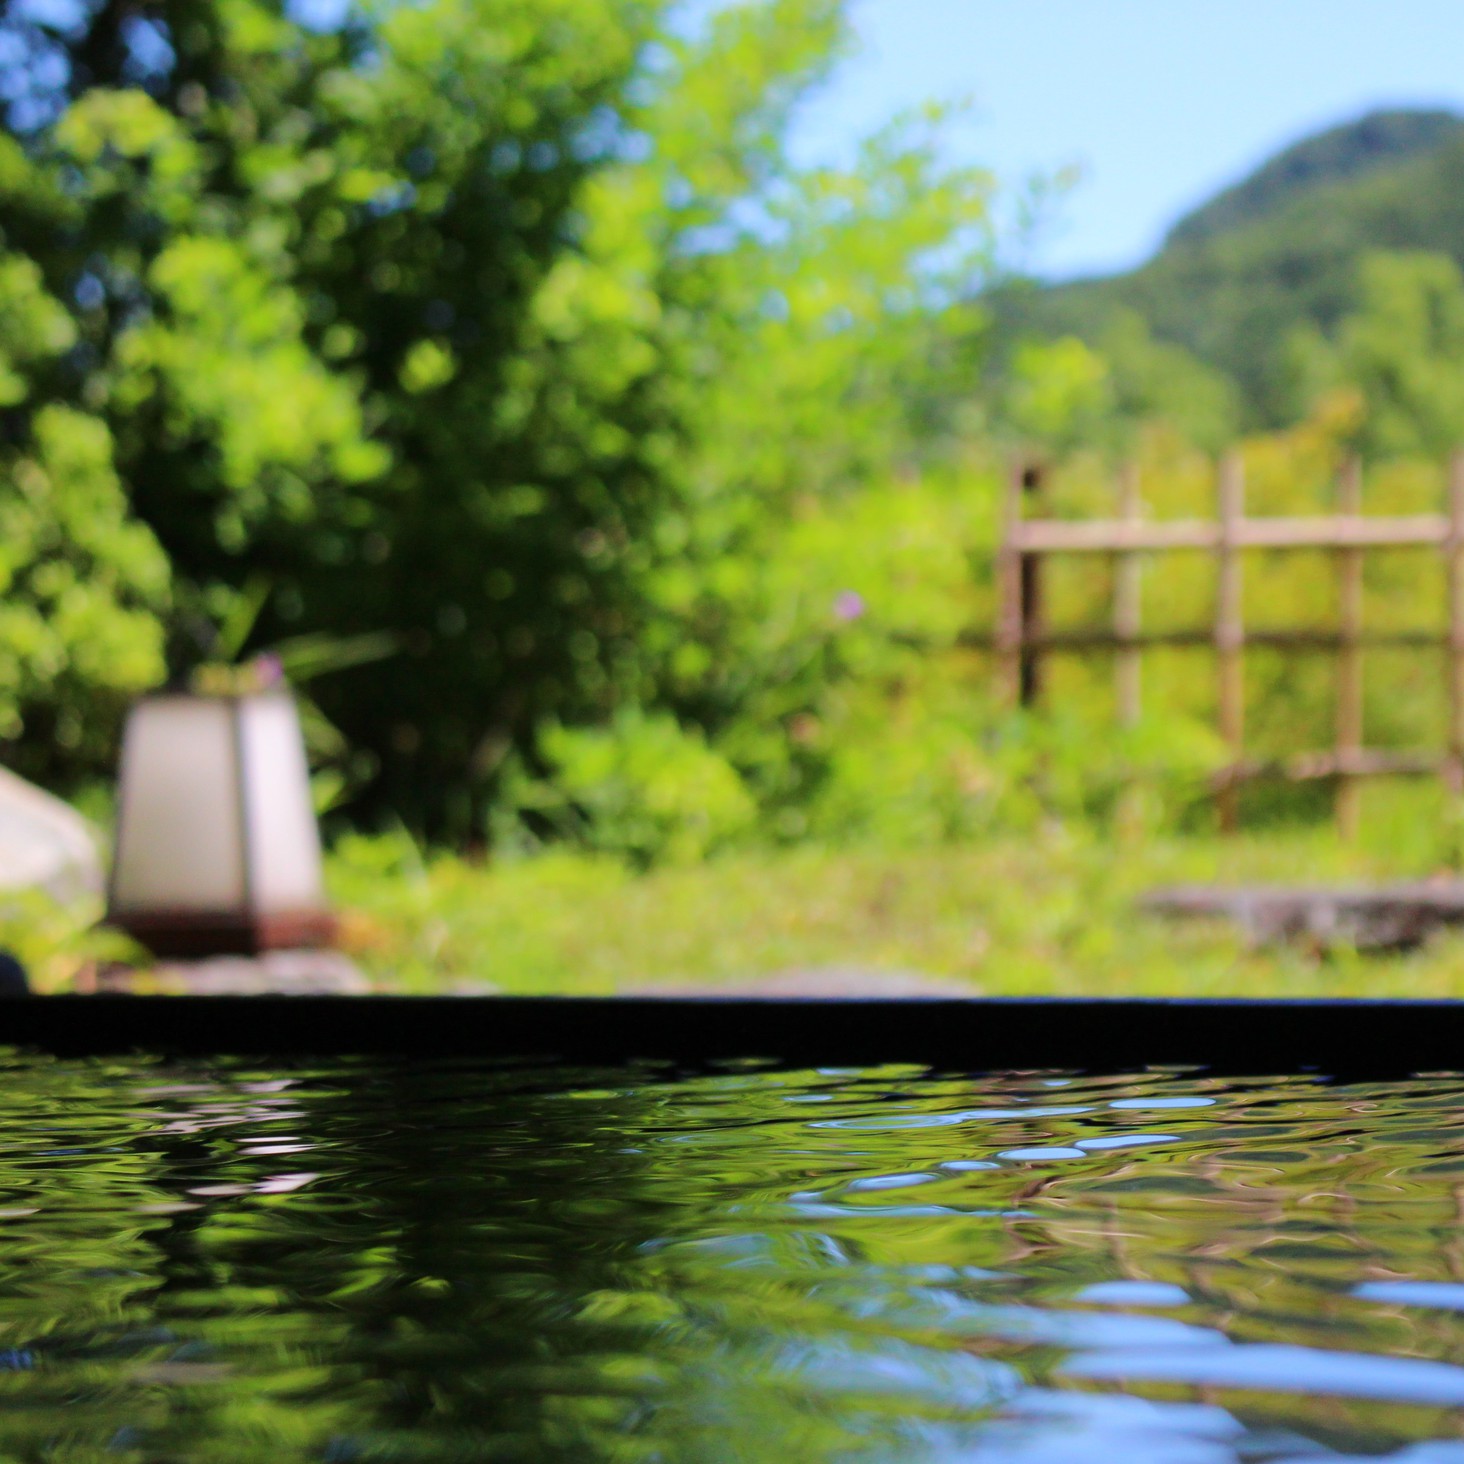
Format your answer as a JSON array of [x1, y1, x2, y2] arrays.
[[0, 997, 1451, 1459], [3, 1022, 1464, 1462]]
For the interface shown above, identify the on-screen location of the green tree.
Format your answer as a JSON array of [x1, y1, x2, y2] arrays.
[[0, 205, 169, 786], [1295, 249, 1464, 459], [431, 3, 999, 855], [1, 0, 669, 830], [1, 0, 1007, 843], [1093, 310, 1239, 453], [632, 91, 996, 751]]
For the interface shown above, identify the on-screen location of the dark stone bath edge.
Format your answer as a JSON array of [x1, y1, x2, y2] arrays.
[[0, 995, 1455, 1078]]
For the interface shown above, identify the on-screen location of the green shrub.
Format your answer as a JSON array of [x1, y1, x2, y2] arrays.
[[0, 888, 140, 994], [493, 710, 757, 866]]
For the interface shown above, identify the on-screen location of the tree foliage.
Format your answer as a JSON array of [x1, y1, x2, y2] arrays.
[[0, 177, 170, 783], [0, 0, 999, 839], [1294, 250, 1464, 460]]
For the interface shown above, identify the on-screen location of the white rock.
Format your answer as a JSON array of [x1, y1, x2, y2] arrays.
[[0, 766, 102, 905], [146, 950, 372, 995]]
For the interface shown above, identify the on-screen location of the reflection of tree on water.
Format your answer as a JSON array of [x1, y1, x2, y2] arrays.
[[0, 1054, 725, 1461], [0, 1061, 373, 1460], [0, 1055, 686, 1459], [248, 1059, 699, 1460]]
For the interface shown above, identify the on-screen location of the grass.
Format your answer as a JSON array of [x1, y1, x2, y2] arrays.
[[327, 822, 1464, 997], [0, 888, 146, 995]]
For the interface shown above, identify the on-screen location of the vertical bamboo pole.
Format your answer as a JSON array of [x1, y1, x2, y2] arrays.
[[997, 464, 1026, 707], [1447, 452, 1464, 794], [1018, 466, 1045, 707], [1216, 453, 1245, 832], [1114, 462, 1143, 728], [1114, 463, 1144, 839], [1335, 456, 1364, 839]]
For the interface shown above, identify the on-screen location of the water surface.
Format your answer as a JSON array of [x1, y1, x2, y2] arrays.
[[1, 1052, 1464, 1460]]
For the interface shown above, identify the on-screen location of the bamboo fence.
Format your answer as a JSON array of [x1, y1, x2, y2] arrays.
[[993, 453, 1464, 834]]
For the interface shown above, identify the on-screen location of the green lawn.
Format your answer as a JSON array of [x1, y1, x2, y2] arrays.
[[19, 820, 1463, 998], [326, 826, 1464, 998]]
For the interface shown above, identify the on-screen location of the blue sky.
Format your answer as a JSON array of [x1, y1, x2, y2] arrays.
[[789, 1, 1464, 281]]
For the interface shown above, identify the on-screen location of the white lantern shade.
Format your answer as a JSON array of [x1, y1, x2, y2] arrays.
[[108, 691, 333, 956]]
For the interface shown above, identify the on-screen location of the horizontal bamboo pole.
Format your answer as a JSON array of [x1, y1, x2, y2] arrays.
[[1214, 748, 1444, 787], [1010, 513, 1451, 554], [958, 627, 1448, 652]]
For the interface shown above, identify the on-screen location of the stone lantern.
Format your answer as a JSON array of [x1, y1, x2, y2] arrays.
[[106, 689, 334, 957]]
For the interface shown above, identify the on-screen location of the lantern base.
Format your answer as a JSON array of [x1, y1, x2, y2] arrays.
[[106, 909, 337, 959]]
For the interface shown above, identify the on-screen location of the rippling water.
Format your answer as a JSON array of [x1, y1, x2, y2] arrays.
[[4, 1053, 1464, 1459]]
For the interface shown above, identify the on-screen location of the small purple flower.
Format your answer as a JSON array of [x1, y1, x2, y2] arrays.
[[253, 652, 284, 688], [833, 590, 866, 623]]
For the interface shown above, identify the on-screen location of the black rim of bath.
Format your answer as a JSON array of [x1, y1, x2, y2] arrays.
[[0, 994, 1453, 1078]]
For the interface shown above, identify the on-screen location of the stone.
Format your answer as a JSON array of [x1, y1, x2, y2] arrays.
[[621, 965, 979, 998], [0, 766, 102, 905], [1143, 879, 1464, 951], [101, 949, 371, 996]]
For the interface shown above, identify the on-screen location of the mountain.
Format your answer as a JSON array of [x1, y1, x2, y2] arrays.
[[1165, 109, 1464, 248], [996, 109, 1464, 426]]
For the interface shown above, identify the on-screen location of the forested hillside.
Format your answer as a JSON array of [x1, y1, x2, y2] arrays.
[[996, 108, 1464, 426], [1168, 109, 1464, 246]]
